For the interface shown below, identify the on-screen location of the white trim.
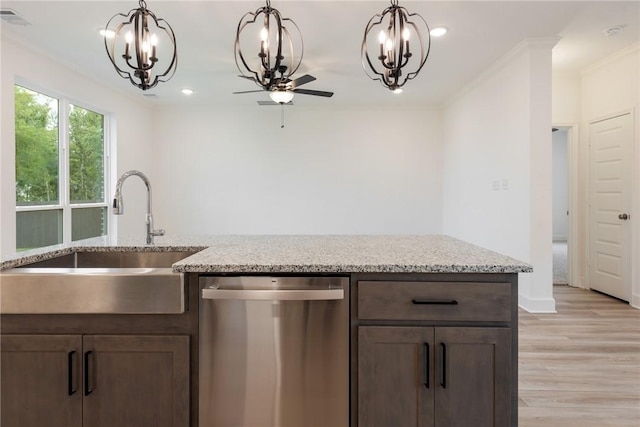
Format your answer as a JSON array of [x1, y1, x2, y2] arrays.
[[60, 98, 72, 244], [518, 294, 557, 313], [581, 43, 640, 77], [14, 83, 111, 248], [445, 37, 561, 108], [553, 123, 582, 288], [631, 292, 640, 310]]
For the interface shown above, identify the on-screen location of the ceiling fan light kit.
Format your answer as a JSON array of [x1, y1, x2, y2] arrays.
[[361, 0, 431, 92], [232, 0, 334, 111], [104, 0, 177, 91], [269, 89, 295, 104]]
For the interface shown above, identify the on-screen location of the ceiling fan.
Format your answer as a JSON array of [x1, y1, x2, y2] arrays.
[[233, 66, 334, 105]]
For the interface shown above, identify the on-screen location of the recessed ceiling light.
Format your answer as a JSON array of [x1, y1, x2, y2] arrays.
[[430, 27, 448, 37], [181, 88, 194, 95], [99, 29, 115, 39]]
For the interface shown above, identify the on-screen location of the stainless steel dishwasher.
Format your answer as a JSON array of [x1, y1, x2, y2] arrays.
[[199, 275, 349, 427]]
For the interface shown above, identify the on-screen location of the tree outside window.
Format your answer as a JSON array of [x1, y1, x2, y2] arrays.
[[15, 85, 109, 250]]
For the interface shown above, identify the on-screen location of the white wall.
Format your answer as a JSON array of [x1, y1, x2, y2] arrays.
[[443, 39, 559, 313], [552, 130, 568, 241], [0, 35, 155, 254], [580, 44, 640, 308], [150, 106, 444, 235], [552, 71, 581, 124]]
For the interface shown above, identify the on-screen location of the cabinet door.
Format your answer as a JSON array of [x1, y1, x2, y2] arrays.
[[358, 327, 434, 427], [82, 335, 189, 427], [1, 335, 82, 427], [434, 327, 511, 427]]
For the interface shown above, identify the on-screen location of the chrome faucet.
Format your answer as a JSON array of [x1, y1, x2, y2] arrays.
[[113, 170, 165, 244]]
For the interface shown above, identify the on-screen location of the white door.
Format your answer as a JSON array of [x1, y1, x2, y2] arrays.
[[589, 113, 632, 301]]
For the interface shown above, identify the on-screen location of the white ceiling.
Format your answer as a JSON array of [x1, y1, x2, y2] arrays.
[[2, 0, 638, 108]]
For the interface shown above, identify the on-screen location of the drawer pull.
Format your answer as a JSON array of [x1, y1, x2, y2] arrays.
[[68, 351, 77, 396], [440, 343, 447, 389], [84, 351, 93, 396], [423, 343, 430, 389], [412, 299, 458, 305]]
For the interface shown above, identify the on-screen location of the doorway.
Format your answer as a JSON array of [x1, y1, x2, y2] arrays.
[[552, 128, 569, 285]]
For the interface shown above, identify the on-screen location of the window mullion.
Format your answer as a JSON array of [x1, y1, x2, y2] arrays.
[[60, 99, 72, 244]]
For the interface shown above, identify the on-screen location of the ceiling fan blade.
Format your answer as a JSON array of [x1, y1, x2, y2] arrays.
[[233, 90, 265, 94], [258, 100, 293, 106], [292, 88, 334, 97], [289, 74, 316, 89]]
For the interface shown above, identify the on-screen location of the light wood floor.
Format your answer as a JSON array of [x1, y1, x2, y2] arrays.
[[519, 285, 640, 426]]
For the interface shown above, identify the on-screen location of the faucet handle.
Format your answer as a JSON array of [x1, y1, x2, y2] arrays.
[[151, 229, 165, 237]]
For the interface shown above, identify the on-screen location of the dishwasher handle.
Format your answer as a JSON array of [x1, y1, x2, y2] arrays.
[[202, 288, 344, 301]]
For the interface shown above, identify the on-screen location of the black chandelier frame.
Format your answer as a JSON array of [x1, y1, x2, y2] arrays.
[[104, 0, 178, 91], [361, 0, 431, 92], [234, 0, 304, 91]]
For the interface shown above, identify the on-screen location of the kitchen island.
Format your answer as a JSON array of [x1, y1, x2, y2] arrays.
[[1, 235, 531, 427]]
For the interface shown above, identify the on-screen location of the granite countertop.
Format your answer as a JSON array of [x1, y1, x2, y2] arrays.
[[1, 235, 532, 274]]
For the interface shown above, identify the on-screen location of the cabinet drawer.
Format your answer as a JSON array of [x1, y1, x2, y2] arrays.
[[358, 281, 511, 322]]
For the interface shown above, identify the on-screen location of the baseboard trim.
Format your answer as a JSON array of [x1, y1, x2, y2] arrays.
[[518, 294, 557, 313], [631, 293, 640, 310]]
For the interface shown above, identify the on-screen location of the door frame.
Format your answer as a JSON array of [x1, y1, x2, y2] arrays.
[[552, 123, 580, 288], [586, 109, 635, 303]]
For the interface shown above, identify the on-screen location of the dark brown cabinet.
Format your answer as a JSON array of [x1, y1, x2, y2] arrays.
[[433, 327, 511, 427], [355, 277, 517, 427], [358, 327, 434, 427], [1, 335, 83, 427], [1, 334, 189, 427]]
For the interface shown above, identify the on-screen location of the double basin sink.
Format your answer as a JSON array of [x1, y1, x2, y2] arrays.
[[1, 250, 198, 314]]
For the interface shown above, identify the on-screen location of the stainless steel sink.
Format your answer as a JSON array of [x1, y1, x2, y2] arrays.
[[0, 250, 199, 315]]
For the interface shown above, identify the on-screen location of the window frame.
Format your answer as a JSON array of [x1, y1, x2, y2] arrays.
[[14, 81, 112, 248]]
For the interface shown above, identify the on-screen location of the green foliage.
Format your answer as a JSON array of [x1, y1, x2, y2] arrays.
[[15, 86, 105, 205], [14, 86, 59, 204], [69, 105, 104, 203]]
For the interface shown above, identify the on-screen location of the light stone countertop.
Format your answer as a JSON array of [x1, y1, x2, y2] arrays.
[[1, 235, 532, 274]]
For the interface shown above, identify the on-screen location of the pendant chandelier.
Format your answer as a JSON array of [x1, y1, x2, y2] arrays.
[[234, 0, 303, 96], [361, 0, 431, 93], [104, 0, 177, 91]]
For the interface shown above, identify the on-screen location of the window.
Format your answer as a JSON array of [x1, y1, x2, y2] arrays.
[[15, 85, 109, 250]]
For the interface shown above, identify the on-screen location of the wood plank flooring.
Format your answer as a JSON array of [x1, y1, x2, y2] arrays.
[[519, 285, 640, 426]]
